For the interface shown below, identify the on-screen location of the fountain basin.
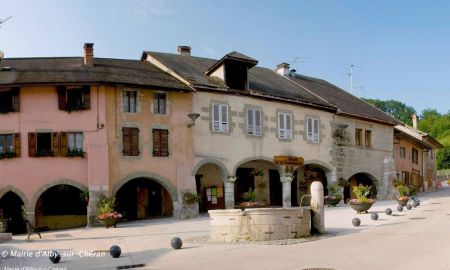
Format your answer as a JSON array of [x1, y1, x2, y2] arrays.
[[209, 207, 311, 242]]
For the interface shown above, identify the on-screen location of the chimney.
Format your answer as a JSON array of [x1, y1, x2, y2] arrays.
[[275, 62, 290, 76], [84, 43, 94, 65], [178, 46, 191, 56], [412, 114, 418, 129], [289, 68, 297, 77]]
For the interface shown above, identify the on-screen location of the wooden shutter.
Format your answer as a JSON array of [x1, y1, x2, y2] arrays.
[[57, 87, 67, 110], [278, 113, 285, 138], [286, 114, 292, 138], [52, 132, 60, 156], [60, 132, 68, 157], [14, 133, 21, 157], [28, 133, 36, 157], [161, 130, 169, 157], [131, 128, 140, 156], [153, 129, 161, 157], [122, 128, 131, 156], [247, 109, 254, 134], [82, 86, 91, 109], [12, 88, 20, 112]]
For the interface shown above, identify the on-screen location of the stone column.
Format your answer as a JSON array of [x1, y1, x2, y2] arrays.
[[25, 205, 35, 227], [310, 181, 325, 234], [224, 176, 236, 209], [280, 175, 293, 208]]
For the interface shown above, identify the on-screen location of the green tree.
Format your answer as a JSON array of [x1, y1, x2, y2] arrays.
[[363, 98, 416, 125], [437, 146, 450, 170]]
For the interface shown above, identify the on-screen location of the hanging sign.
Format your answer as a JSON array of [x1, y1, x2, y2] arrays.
[[273, 156, 304, 166]]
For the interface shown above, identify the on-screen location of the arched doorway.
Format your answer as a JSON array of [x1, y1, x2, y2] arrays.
[[35, 185, 87, 231], [235, 159, 284, 207], [194, 163, 226, 213], [345, 173, 377, 202], [115, 178, 173, 221], [0, 192, 26, 234], [297, 164, 329, 206]]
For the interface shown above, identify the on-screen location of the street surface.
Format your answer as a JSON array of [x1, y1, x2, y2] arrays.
[[1, 187, 449, 270]]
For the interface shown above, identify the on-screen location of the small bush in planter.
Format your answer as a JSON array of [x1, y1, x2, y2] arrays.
[[96, 196, 122, 220], [242, 187, 256, 202], [350, 184, 375, 203], [183, 192, 200, 205], [325, 183, 342, 200]]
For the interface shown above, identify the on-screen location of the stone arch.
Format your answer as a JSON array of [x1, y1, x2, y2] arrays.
[[232, 156, 274, 175], [112, 171, 177, 202], [0, 185, 29, 207], [345, 172, 378, 201], [192, 158, 230, 179], [30, 179, 88, 212], [303, 159, 334, 173]]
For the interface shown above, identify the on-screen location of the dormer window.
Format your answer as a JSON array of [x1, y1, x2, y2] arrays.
[[0, 88, 20, 113], [205, 51, 258, 91], [57, 86, 91, 112]]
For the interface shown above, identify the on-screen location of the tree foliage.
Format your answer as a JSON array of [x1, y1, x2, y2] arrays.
[[418, 109, 450, 170], [362, 98, 416, 125]]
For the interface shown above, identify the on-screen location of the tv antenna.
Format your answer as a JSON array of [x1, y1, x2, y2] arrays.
[[342, 64, 363, 94], [0, 16, 12, 27], [354, 86, 365, 98], [289, 56, 311, 72]]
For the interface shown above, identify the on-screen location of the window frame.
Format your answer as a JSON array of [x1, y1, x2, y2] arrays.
[[122, 90, 137, 113], [306, 116, 320, 144], [246, 108, 262, 136], [399, 146, 406, 158], [122, 127, 140, 157], [355, 128, 363, 146], [412, 148, 419, 164], [153, 92, 167, 115], [67, 132, 83, 151], [0, 134, 14, 154], [152, 129, 169, 157], [212, 103, 229, 133], [364, 130, 372, 148], [0, 88, 20, 113], [278, 112, 293, 140]]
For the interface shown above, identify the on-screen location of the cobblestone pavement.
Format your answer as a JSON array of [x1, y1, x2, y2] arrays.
[[0, 187, 449, 270]]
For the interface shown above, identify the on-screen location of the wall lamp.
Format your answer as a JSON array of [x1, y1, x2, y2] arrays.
[[187, 113, 200, 128]]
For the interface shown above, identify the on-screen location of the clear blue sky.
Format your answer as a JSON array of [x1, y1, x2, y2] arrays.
[[1, 0, 449, 114]]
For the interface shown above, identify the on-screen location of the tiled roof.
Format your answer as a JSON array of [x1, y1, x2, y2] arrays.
[[289, 74, 399, 125], [0, 57, 191, 91], [145, 52, 334, 109]]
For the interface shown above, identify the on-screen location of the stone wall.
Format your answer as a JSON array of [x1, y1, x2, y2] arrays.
[[331, 116, 395, 199]]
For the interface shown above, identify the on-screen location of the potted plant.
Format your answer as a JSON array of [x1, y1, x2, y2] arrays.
[[239, 188, 267, 208], [0, 217, 8, 233], [183, 192, 200, 205], [96, 196, 122, 228], [393, 180, 409, 206], [324, 183, 342, 207], [349, 184, 375, 213]]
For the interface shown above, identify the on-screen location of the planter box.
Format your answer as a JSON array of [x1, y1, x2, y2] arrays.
[[349, 202, 373, 213]]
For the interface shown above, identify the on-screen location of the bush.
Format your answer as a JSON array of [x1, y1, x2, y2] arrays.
[[96, 196, 116, 215], [395, 184, 409, 197], [183, 192, 199, 205], [352, 184, 372, 202], [242, 188, 256, 202], [327, 183, 342, 199]]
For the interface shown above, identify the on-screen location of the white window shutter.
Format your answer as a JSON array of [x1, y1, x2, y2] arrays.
[[286, 114, 292, 139], [212, 104, 220, 132], [278, 113, 285, 138], [247, 109, 254, 135], [313, 119, 320, 143], [255, 110, 261, 135], [307, 117, 313, 142], [221, 104, 228, 132]]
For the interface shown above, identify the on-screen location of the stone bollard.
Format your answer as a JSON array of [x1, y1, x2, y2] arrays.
[[310, 181, 325, 234]]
